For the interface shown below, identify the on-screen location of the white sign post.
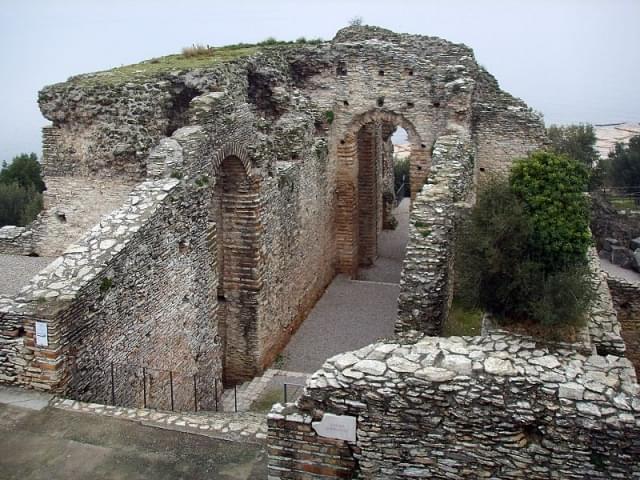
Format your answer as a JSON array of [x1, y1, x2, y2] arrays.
[[312, 413, 357, 442], [35, 321, 48, 347]]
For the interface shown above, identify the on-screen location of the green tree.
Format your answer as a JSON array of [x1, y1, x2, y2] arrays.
[[547, 124, 603, 190], [0, 153, 45, 192], [607, 135, 640, 193], [547, 124, 599, 168], [0, 153, 45, 227], [456, 151, 594, 328]]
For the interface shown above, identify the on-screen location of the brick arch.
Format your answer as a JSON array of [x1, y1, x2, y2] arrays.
[[210, 142, 254, 179], [209, 152, 262, 385], [344, 110, 422, 146], [335, 110, 429, 277]]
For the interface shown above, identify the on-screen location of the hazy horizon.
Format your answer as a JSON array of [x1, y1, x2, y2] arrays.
[[1, 0, 639, 161]]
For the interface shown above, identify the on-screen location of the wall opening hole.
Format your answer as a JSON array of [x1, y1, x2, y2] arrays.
[[432, 101, 441, 108], [522, 424, 543, 446], [479, 167, 486, 172], [407, 102, 414, 108], [291, 152, 299, 161], [56, 212, 67, 223], [217, 294, 226, 302], [178, 239, 189, 253], [28, 252, 40, 257], [407, 68, 414, 76], [417, 165, 422, 171], [336, 61, 347, 76], [343, 100, 349, 106], [421, 143, 426, 149], [17, 327, 25, 337], [377, 97, 385, 107], [340, 140, 346, 145], [378, 70, 385, 76]]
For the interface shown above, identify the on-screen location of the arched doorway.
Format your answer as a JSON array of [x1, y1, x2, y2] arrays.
[[210, 154, 262, 385], [335, 111, 429, 278]]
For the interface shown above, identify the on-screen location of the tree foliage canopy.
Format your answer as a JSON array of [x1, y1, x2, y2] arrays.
[[607, 135, 640, 193], [510, 151, 591, 268], [0, 153, 44, 227], [456, 151, 594, 328], [0, 153, 45, 192], [547, 124, 599, 168]]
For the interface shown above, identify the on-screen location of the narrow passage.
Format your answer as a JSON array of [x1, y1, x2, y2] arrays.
[[281, 199, 410, 373]]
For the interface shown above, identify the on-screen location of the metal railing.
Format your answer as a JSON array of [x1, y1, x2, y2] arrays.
[[83, 361, 241, 413]]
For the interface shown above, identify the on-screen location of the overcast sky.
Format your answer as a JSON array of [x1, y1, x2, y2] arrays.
[[1, 0, 638, 162]]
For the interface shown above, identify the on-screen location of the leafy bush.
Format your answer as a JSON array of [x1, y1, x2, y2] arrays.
[[547, 124, 602, 190], [456, 152, 594, 328], [510, 151, 591, 268]]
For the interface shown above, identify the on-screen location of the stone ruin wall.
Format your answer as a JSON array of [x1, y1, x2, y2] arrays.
[[607, 275, 640, 375], [268, 334, 640, 479], [0, 226, 34, 256], [2, 26, 553, 413], [0, 179, 221, 411], [396, 134, 474, 335]]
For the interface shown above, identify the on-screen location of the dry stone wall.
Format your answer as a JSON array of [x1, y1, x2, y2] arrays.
[[32, 176, 135, 257], [268, 334, 640, 479], [0, 226, 34, 255], [0, 179, 221, 410], [607, 275, 640, 374], [396, 134, 474, 335]]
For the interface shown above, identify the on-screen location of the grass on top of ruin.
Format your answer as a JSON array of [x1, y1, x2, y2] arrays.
[[69, 37, 324, 87]]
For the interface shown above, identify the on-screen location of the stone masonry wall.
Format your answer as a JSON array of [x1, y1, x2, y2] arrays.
[[33, 176, 135, 257], [0, 226, 34, 255], [396, 134, 474, 335], [607, 274, 640, 375], [472, 68, 548, 177], [268, 334, 640, 479], [0, 179, 221, 411]]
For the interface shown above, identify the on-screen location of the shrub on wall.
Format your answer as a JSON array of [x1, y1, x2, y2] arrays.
[[456, 152, 594, 328]]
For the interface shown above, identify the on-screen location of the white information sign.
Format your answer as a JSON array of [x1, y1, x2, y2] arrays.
[[312, 413, 356, 442], [35, 321, 48, 347]]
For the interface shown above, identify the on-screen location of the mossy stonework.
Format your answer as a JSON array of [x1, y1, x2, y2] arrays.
[[1, 25, 637, 479]]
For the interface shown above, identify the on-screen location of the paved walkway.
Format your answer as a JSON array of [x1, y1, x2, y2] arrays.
[[0, 385, 267, 479], [281, 199, 409, 373], [0, 402, 266, 480], [0, 254, 53, 296], [358, 198, 410, 283]]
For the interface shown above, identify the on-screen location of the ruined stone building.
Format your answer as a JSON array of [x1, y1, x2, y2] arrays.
[[1, 26, 639, 478]]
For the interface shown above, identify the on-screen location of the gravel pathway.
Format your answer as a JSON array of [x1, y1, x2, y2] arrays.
[[0, 254, 54, 296], [358, 198, 410, 283], [281, 202, 409, 373], [280, 276, 398, 373]]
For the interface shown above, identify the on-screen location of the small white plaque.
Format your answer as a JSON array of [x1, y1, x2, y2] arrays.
[[35, 321, 48, 347], [312, 413, 356, 442]]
